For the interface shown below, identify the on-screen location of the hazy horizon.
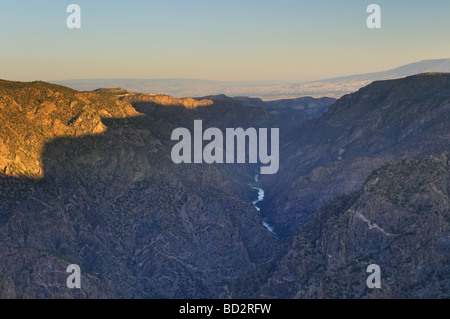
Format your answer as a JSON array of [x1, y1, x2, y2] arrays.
[[49, 59, 450, 100], [49, 58, 450, 83]]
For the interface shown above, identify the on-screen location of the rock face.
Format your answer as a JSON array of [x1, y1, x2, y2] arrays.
[[262, 73, 450, 237], [0, 81, 279, 298], [0, 272, 15, 299], [229, 154, 450, 299], [0, 80, 139, 178]]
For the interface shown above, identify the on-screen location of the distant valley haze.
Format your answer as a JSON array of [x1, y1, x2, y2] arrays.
[[53, 59, 450, 100]]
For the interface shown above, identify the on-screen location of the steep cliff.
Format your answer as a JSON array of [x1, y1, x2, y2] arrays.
[[262, 73, 450, 236], [230, 154, 450, 298], [0, 80, 278, 298]]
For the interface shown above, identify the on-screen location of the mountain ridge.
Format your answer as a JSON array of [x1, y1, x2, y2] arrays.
[[261, 73, 450, 236], [1, 73, 449, 298]]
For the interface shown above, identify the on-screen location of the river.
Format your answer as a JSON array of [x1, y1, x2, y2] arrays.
[[251, 170, 275, 234]]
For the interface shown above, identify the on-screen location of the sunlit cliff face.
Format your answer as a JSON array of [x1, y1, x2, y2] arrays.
[[0, 81, 140, 178]]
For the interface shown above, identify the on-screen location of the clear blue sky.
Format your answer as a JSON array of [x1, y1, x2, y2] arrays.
[[0, 0, 449, 81]]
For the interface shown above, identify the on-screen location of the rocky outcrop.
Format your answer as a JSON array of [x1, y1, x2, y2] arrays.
[[262, 73, 450, 236], [0, 80, 139, 178], [122, 93, 214, 109], [229, 154, 450, 299], [0, 80, 278, 298]]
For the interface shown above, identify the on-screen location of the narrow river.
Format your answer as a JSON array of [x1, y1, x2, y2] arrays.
[[251, 169, 275, 234]]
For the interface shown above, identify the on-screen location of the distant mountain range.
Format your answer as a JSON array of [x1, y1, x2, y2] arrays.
[[54, 59, 450, 99]]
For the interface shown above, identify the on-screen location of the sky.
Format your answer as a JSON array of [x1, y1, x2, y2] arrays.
[[0, 0, 449, 82]]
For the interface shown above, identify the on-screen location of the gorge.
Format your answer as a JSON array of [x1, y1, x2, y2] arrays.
[[0, 74, 449, 298], [251, 169, 275, 234]]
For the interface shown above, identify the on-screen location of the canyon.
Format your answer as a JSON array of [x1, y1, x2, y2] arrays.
[[0, 74, 449, 298]]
